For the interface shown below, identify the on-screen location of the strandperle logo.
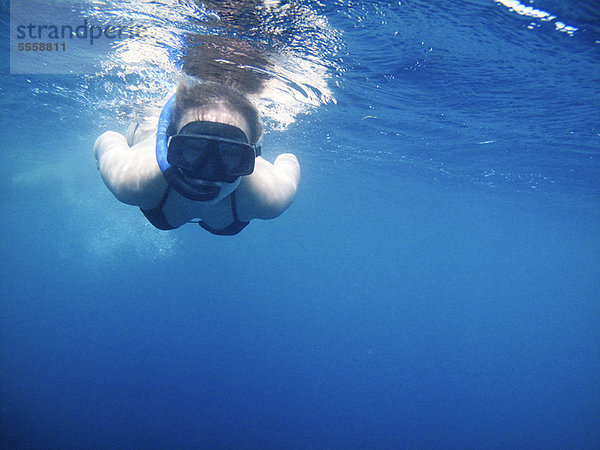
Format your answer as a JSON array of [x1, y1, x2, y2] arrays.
[[14, 19, 144, 45], [10, 0, 147, 74]]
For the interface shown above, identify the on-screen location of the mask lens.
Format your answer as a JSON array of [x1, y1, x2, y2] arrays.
[[218, 142, 254, 176], [168, 135, 255, 182], [168, 136, 209, 171]]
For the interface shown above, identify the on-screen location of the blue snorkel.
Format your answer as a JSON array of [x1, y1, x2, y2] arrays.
[[155, 94, 221, 201], [156, 93, 176, 174]]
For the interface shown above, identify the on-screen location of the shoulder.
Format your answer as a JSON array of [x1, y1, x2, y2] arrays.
[[94, 131, 128, 161], [95, 131, 167, 208], [236, 154, 300, 220]]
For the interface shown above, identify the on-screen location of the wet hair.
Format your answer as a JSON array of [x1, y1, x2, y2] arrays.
[[173, 80, 263, 144]]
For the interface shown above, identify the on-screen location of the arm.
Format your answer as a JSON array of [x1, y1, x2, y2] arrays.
[[94, 131, 167, 209], [238, 153, 301, 220]]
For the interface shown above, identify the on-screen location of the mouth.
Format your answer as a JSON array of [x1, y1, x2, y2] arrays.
[[179, 173, 222, 200]]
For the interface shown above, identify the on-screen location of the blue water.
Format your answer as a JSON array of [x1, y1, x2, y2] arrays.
[[1, 0, 599, 448]]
